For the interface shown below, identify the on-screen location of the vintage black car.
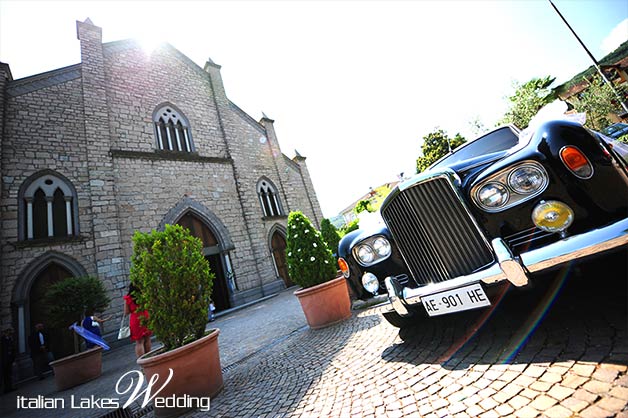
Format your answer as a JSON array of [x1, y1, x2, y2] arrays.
[[337, 219, 410, 300], [349, 120, 628, 328]]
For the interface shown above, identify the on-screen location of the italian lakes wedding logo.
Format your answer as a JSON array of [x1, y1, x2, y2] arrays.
[[15, 369, 211, 412]]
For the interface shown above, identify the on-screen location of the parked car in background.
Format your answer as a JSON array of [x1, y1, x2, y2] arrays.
[[360, 120, 628, 328], [337, 221, 409, 300], [603, 122, 628, 139]]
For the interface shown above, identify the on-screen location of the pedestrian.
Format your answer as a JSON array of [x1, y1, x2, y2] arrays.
[[28, 323, 52, 380], [1, 327, 16, 393], [123, 283, 152, 358], [208, 300, 216, 322], [82, 310, 111, 348]]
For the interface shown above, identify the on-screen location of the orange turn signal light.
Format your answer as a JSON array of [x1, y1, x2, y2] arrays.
[[559, 146, 593, 179], [338, 257, 350, 278]]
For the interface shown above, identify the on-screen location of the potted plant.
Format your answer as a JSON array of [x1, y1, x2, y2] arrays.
[[131, 224, 221, 417], [44, 275, 110, 390], [287, 211, 352, 329]]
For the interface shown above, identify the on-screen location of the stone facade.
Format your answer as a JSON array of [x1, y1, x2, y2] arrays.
[[0, 19, 324, 377]]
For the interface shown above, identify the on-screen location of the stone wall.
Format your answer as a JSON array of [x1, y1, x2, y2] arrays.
[[0, 18, 327, 371]]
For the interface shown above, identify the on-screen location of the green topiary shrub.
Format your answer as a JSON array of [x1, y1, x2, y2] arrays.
[[320, 218, 341, 259], [45, 276, 111, 353], [130, 224, 214, 351], [286, 211, 337, 289], [618, 134, 628, 144]]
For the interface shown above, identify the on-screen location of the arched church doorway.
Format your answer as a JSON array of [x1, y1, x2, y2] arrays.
[[177, 212, 231, 312], [29, 263, 74, 360], [271, 230, 293, 288]]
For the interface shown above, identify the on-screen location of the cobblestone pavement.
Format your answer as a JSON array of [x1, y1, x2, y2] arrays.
[[1, 253, 626, 418], [192, 252, 628, 418]]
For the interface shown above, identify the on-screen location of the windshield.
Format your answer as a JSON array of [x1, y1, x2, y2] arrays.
[[431, 126, 520, 169]]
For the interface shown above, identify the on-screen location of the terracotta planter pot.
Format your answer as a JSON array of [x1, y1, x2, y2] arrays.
[[294, 276, 352, 329], [49, 346, 102, 391], [137, 329, 223, 418]]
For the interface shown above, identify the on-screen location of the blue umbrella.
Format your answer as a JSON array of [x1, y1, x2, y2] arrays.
[[69, 323, 110, 350]]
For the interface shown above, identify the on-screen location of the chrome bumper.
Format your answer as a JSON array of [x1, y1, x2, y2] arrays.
[[385, 218, 628, 317]]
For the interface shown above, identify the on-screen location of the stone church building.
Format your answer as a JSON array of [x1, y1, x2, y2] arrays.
[[0, 19, 324, 377]]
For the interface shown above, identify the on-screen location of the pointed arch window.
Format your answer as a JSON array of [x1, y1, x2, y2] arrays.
[[20, 172, 79, 241], [153, 105, 193, 152], [257, 178, 284, 217]]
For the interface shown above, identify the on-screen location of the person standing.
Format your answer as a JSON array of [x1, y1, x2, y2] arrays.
[[1, 327, 16, 393], [82, 310, 111, 348], [123, 284, 152, 358], [28, 323, 52, 380]]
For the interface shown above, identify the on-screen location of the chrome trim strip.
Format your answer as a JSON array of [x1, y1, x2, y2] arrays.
[[387, 218, 628, 315], [521, 218, 628, 272]]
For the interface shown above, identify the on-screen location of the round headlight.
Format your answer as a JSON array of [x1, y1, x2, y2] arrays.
[[356, 245, 374, 264], [508, 165, 546, 194], [477, 182, 509, 209], [532, 200, 574, 233], [361, 272, 379, 295], [372, 237, 391, 257]]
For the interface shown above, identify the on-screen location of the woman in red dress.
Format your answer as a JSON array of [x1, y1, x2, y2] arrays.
[[123, 284, 152, 358]]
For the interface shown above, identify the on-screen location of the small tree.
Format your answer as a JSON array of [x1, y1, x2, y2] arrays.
[[45, 276, 110, 353], [354, 199, 373, 214], [130, 224, 213, 351], [286, 211, 337, 289], [498, 76, 557, 129], [416, 129, 466, 173], [320, 218, 341, 259], [572, 75, 625, 132]]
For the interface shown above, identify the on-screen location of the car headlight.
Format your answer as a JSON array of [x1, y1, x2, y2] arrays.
[[472, 161, 549, 212], [356, 245, 375, 264], [353, 235, 393, 266], [508, 165, 546, 194], [476, 182, 509, 209], [372, 237, 391, 257]]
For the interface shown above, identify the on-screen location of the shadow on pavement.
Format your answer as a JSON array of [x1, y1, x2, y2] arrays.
[[380, 250, 628, 370]]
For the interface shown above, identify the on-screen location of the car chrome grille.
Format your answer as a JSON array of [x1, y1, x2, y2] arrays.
[[381, 176, 494, 285]]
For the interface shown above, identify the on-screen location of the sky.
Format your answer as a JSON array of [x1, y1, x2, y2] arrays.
[[1, 0, 627, 218]]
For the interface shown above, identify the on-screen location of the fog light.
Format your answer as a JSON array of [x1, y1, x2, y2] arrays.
[[362, 272, 379, 295], [532, 200, 574, 233]]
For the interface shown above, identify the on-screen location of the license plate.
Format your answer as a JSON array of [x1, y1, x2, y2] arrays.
[[422, 283, 491, 317]]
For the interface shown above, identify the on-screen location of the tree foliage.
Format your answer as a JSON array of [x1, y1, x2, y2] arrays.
[[339, 218, 359, 237], [45, 276, 111, 329], [416, 129, 466, 173], [354, 199, 373, 214], [286, 211, 337, 289], [498, 76, 557, 129], [572, 75, 625, 132], [320, 218, 341, 258], [130, 224, 214, 351]]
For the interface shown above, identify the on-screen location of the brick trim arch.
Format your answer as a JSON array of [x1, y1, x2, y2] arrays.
[[158, 197, 234, 251]]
